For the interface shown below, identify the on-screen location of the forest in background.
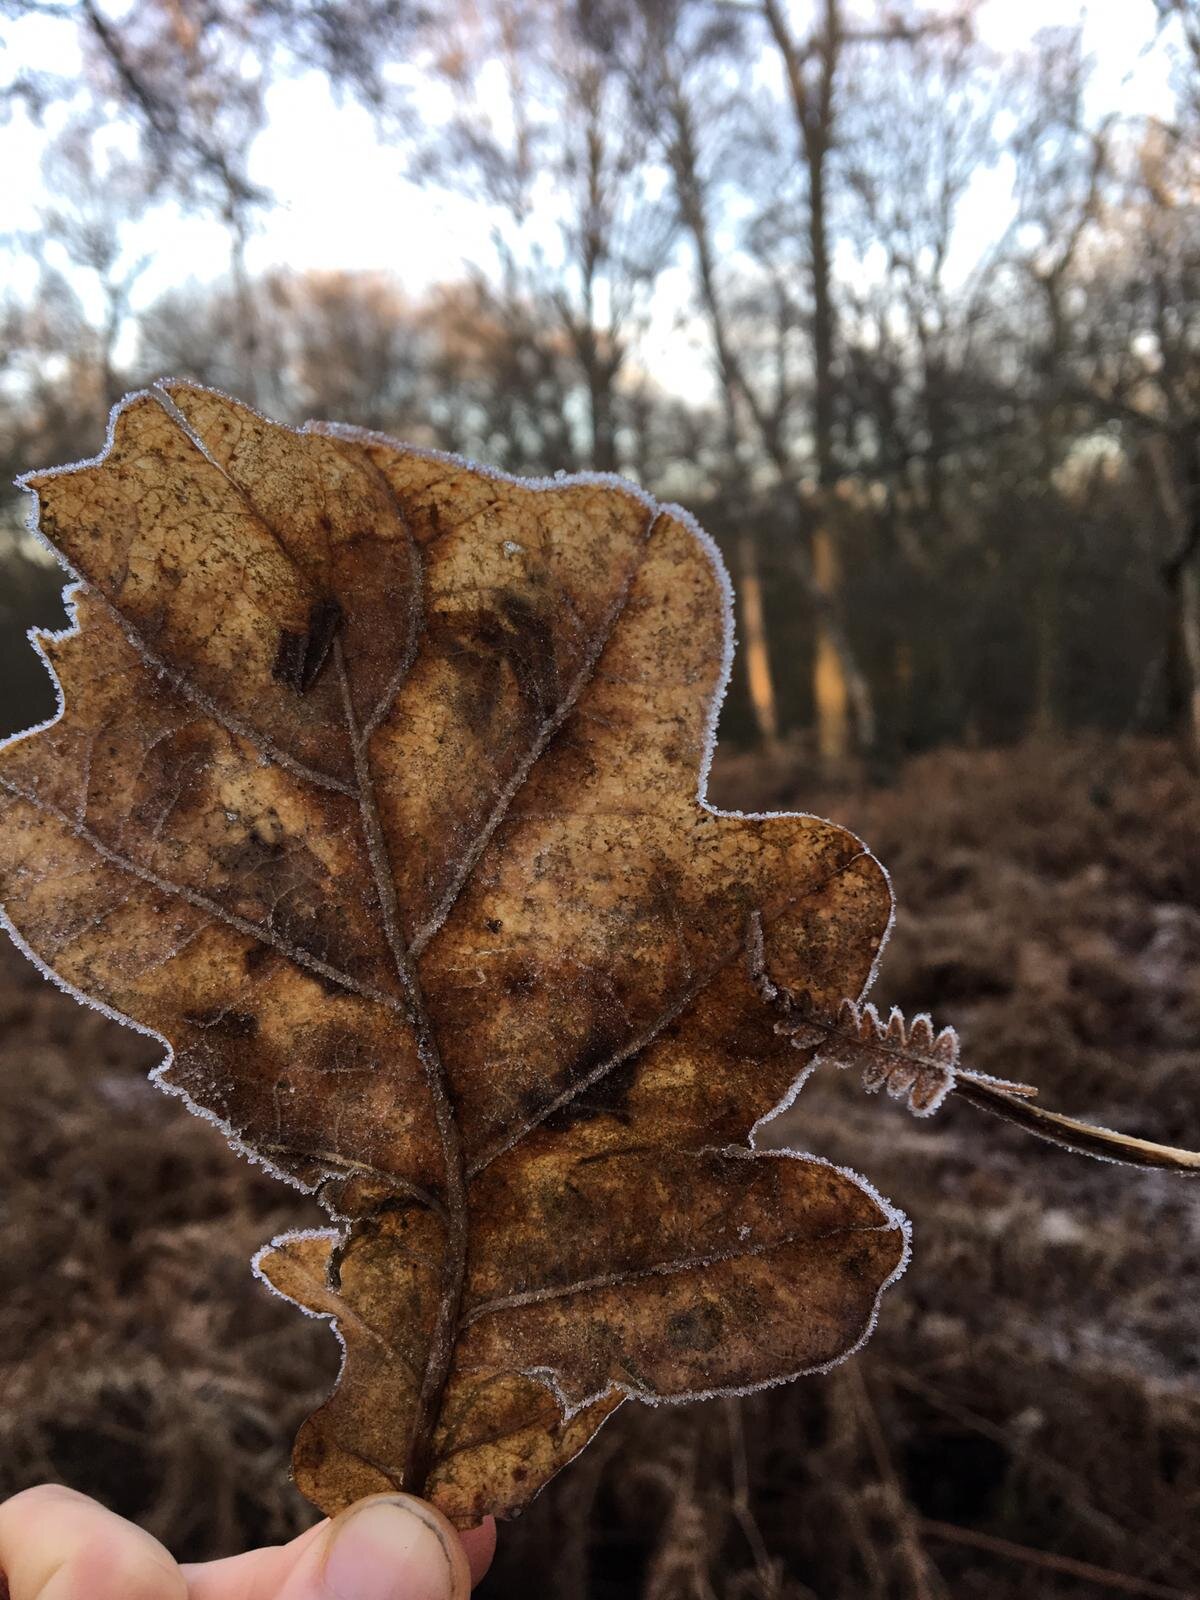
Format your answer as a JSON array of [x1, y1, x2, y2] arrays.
[[2, 0, 1199, 774]]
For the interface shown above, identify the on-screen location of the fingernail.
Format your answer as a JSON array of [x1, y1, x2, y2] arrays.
[[321, 1497, 463, 1600]]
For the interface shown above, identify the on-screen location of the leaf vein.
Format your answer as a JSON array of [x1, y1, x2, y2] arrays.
[[460, 1215, 895, 1330], [469, 852, 871, 1175], [0, 777, 408, 1014], [408, 505, 663, 958]]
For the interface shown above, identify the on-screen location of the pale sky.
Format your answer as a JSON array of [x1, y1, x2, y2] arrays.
[[0, 0, 1177, 397]]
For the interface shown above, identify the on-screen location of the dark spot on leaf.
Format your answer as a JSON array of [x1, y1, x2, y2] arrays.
[[219, 826, 286, 878], [299, 598, 344, 689], [243, 942, 273, 975], [498, 591, 559, 720], [130, 724, 217, 834], [183, 1007, 258, 1038], [544, 1028, 636, 1131], [272, 628, 307, 693], [666, 1304, 721, 1353], [273, 597, 343, 693], [441, 589, 560, 735]]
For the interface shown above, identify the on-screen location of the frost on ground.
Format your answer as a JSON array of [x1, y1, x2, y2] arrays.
[[0, 735, 1198, 1595]]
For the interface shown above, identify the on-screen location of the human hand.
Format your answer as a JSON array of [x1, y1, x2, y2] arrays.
[[0, 1485, 495, 1600]]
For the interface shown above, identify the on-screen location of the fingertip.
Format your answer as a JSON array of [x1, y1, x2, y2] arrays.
[[186, 1499, 495, 1600], [317, 1499, 495, 1597], [280, 1492, 472, 1600], [458, 1516, 497, 1589]]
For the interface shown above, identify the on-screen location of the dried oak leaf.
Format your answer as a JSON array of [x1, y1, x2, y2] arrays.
[[0, 384, 907, 1527]]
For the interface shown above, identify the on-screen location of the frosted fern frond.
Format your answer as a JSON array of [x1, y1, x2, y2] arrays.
[[746, 910, 1025, 1118], [809, 999, 960, 1116]]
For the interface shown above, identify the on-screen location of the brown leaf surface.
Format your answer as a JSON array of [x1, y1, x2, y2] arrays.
[[0, 384, 906, 1525]]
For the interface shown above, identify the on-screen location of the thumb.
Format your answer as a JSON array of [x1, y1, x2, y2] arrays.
[[276, 1493, 473, 1600]]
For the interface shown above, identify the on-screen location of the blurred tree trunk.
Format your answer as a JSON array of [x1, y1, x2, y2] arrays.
[[1178, 554, 1200, 770], [228, 210, 259, 404], [735, 529, 781, 751], [763, 0, 861, 770], [651, 13, 871, 762], [1030, 563, 1060, 738], [1149, 433, 1200, 769], [812, 523, 850, 764], [430, 2, 672, 479], [573, 86, 620, 473], [759, 0, 972, 765], [661, 78, 786, 749]]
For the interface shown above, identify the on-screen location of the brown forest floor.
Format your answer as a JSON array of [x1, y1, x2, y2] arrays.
[[1, 736, 1198, 1598]]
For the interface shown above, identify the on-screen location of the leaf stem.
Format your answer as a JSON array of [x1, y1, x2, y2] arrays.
[[951, 1076, 1200, 1174]]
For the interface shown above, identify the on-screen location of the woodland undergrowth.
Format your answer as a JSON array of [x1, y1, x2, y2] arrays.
[[1, 735, 1197, 1598]]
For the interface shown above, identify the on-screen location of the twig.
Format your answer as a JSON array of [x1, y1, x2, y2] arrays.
[[644, 1433, 720, 1600], [724, 1399, 781, 1596], [919, 1518, 1198, 1600], [826, 1377, 889, 1600], [846, 1366, 949, 1600], [952, 1077, 1200, 1174], [883, 1366, 1194, 1578]]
